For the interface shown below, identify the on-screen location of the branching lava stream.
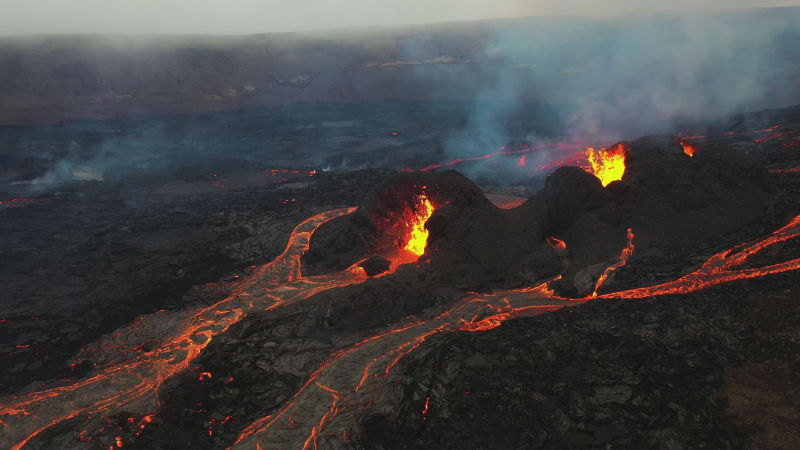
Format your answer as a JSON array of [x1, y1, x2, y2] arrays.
[[0, 208, 370, 449], [232, 212, 800, 449], [2, 206, 800, 450]]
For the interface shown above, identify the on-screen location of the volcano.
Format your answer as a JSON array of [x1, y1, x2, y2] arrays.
[[1, 100, 800, 450], [3, 7, 800, 445]]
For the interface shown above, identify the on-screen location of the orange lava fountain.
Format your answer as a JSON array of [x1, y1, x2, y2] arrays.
[[680, 141, 696, 157], [404, 194, 434, 256], [584, 144, 628, 187]]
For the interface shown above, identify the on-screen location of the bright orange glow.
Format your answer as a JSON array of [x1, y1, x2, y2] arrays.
[[583, 144, 627, 187], [680, 141, 696, 157], [592, 228, 634, 297], [485, 194, 526, 209], [546, 236, 567, 252], [397, 141, 585, 173], [603, 214, 800, 299], [0, 207, 369, 450], [769, 166, 800, 174], [3, 204, 800, 450], [233, 214, 800, 447], [0, 197, 51, 210], [396, 122, 796, 175], [404, 194, 434, 256]]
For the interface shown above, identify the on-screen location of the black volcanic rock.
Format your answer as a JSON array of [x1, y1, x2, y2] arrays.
[[10, 103, 799, 450], [580, 135, 771, 295], [360, 256, 391, 277], [303, 170, 567, 288], [302, 171, 494, 275], [356, 283, 766, 450], [537, 166, 609, 231], [305, 135, 773, 297]]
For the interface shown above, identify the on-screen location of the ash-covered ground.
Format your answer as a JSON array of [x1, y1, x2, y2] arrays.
[[1, 102, 799, 450]]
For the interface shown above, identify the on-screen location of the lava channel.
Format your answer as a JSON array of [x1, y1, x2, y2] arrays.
[[232, 213, 800, 449], [0, 207, 374, 450], [3, 207, 800, 449]]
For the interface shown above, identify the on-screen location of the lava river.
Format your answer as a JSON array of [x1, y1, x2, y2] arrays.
[[2, 207, 800, 449], [0, 208, 371, 449]]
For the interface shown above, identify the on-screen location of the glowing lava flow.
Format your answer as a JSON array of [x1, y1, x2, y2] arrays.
[[404, 194, 434, 256], [592, 228, 634, 297], [233, 214, 800, 449], [0, 197, 51, 210], [232, 282, 583, 449], [680, 141, 696, 157], [397, 141, 591, 173], [583, 144, 628, 187], [678, 124, 783, 141], [602, 214, 800, 299], [398, 122, 797, 177], [0, 208, 371, 450], [485, 194, 527, 210], [770, 166, 800, 174], [545, 236, 567, 252], [3, 205, 800, 449]]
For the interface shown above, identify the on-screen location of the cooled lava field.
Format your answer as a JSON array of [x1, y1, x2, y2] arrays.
[[1, 100, 800, 450]]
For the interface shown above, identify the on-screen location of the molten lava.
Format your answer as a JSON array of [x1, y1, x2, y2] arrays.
[[545, 237, 567, 252], [397, 140, 591, 173], [404, 194, 434, 256], [603, 214, 800, 299], [680, 141, 696, 157], [0, 197, 51, 210], [3, 202, 800, 449], [397, 121, 794, 178], [485, 194, 526, 210], [583, 144, 627, 187], [592, 228, 634, 297], [0, 208, 371, 450], [770, 166, 800, 174], [232, 212, 800, 449]]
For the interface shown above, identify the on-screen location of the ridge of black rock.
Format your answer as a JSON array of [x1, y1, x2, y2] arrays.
[[304, 136, 770, 297]]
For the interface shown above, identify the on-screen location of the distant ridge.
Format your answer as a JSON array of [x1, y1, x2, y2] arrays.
[[0, 7, 798, 125]]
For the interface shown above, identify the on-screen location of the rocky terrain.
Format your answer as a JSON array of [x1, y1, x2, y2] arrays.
[[0, 167, 393, 396], [0, 100, 798, 449]]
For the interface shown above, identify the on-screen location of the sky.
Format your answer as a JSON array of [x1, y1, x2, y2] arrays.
[[0, 0, 799, 35]]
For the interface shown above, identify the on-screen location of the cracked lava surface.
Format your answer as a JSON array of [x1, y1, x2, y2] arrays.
[[1, 206, 800, 449]]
